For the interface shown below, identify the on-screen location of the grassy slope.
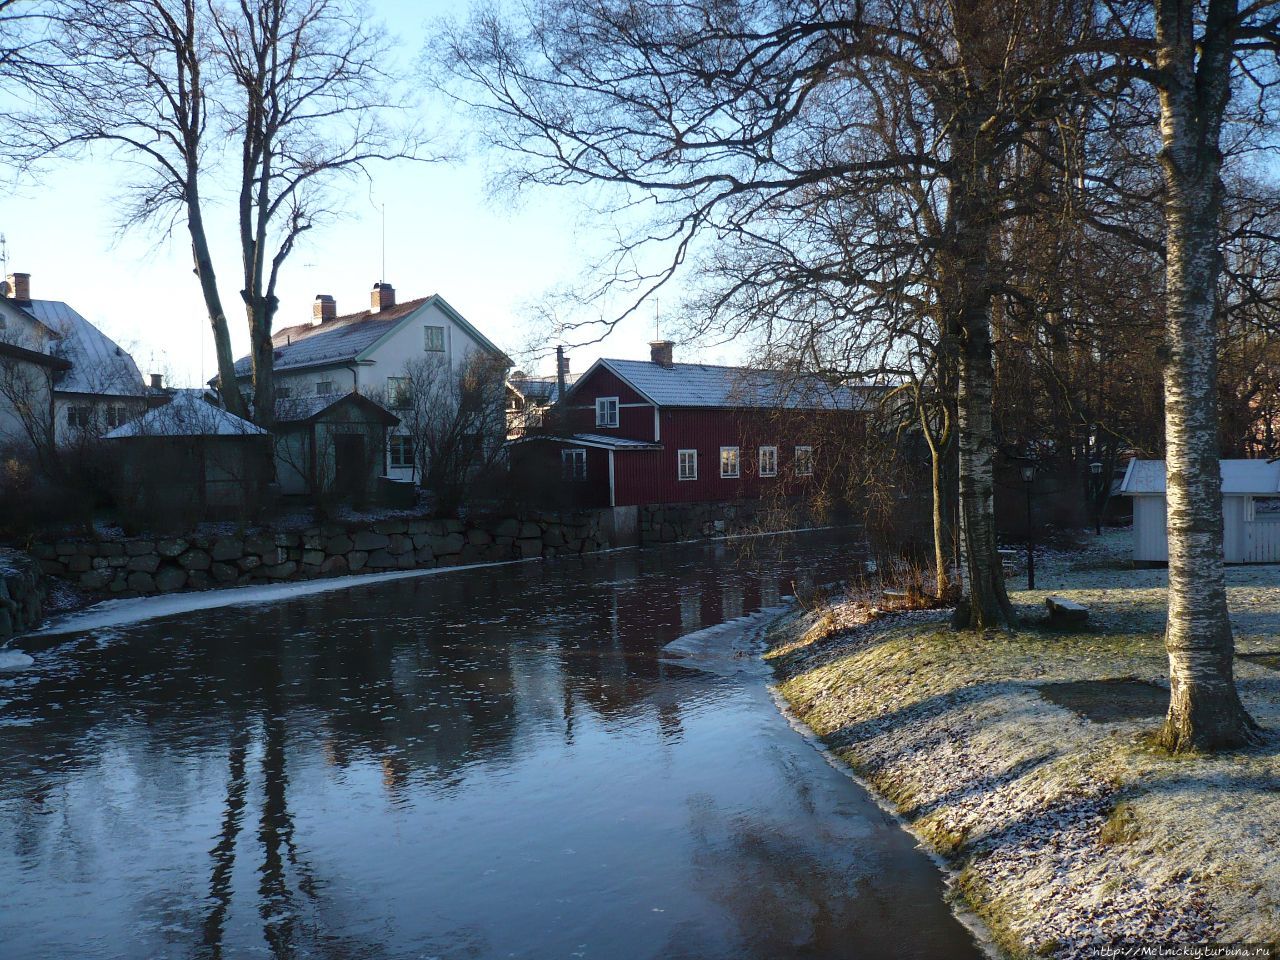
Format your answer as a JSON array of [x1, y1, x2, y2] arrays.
[[766, 531, 1280, 957]]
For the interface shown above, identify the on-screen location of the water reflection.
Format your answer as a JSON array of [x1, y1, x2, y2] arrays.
[[0, 530, 979, 959]]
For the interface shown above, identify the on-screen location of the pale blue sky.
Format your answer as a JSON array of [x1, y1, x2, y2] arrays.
[[0, 0, 741, 387]]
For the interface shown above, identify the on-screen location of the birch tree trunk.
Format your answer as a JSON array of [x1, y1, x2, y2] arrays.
[[1154, 0, 1255, 751]]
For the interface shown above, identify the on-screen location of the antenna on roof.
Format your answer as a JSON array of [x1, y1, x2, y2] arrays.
[[0, 233, 7, 278], [380, 203, 386, 284], [654, 299, 660, 340]]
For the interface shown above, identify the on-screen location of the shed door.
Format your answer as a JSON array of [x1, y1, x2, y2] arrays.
[[333, 434, 365, 497]]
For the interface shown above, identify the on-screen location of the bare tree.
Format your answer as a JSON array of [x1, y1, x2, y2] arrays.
[[4, 0, 427, 425], [389, 353, 508, 514]]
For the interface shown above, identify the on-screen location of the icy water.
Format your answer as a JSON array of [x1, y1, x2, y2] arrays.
[[0, 530, 981, 960]]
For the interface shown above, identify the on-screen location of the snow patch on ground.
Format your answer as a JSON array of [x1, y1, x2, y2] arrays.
[[661, 605, 792, 676], [31, 557, 540, 637], [0, 650, 35, 671]]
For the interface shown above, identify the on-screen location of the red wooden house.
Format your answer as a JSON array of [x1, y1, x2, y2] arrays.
[[511, 341, 869, 508]]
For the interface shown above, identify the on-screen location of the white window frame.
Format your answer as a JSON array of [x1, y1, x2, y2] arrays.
[[562, 448, 587, 481], [387, 376, 411, 409], [315, 379, 335, 396], [759, 445, 778, 477], [595, 396, 619, 428], [424, 325, 445, 352], [389, 434, 415, 469], [1249, 495, 1280, 521], [275, 384, 292, 400], [720, 446, 740, 478], [794, 445, 814, 477], [67, 405, 92, 429], [678, 449, 698, 481]]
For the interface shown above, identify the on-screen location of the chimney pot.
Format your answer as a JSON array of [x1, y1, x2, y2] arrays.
[[5, 272, 30, 301], [150, 373, 163, 390], [313, 293, 336, 325], [371, 282, 395, 312], [649, 340, 674, 367]]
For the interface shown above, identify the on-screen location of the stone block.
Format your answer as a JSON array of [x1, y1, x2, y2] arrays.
[[237, 555, 262, 571], [366, 549, 397, 569], [66, 554, 91, 573], [155, 568, 187, 592], [211, 562, 238, 583], [127, 571, 156, 592], [373, 519, 407, 535], [348, 551, 368, 571], [98, 542, 124, 557], [55, 542, 77, 556], [320, 555, 349, 576], [429, 533, 465, 555], [244, 535, 276, 556], [302, 550, 325, 566], [519, 521, 541, 538], [325, 535, 354, 555], [414, 547, 435, 565], [467, 529, 492, 546], [543, 527, 565, 548], [30, 543, 57, 560], [444, 519, 464, 534], [387, 534, 413, 556], [352, 531, 389, 551], [79, 570, 111, 591], [178, 549, 212, 571], [156, 538, 188, 558], [211, 538, 244, 562], [514, 538, 543, 558], [263, 561, 297, 580], [128, 555, 161, 573], [125, 540, 155, 556]]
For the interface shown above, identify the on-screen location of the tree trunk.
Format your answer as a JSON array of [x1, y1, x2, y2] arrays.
[[1154, 0, 1255, 751], [249, 302, 276, 429], [186, 196, 247, 420]]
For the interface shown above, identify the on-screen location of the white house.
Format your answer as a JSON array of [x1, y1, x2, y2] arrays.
[[0, 271, 147, 451], [226, 282, 509, 483], [1120, 458, 1280, 564]]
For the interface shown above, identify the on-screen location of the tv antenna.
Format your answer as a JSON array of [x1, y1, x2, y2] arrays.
[[0, 234, 8, 278], [654, 299, 660, 340], [379, 203, 386, 283]]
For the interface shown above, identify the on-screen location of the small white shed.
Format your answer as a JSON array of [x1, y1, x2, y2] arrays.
[[1120, 458, 1280, 563]]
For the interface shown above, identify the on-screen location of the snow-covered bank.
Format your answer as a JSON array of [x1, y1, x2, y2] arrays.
[[766, 530, 1280, 957], [660, 605, 792, 676]]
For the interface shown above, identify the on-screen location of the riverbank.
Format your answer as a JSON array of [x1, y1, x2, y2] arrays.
[[766, 530, 1280, 957]]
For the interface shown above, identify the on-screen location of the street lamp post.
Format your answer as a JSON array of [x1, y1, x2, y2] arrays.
[[1090, 461, 1104, 536], [1021, 464, 1036, 590]]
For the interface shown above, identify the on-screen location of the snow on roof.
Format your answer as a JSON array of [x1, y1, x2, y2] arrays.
[[1119, 458, 1280, 495], [22, 300, 145, 397], [274, 391, 399, 426], [565, 433, 662, 450], [104, 390, 267, 439], [509, 375, 563, 404], [228, 294, 508, 379], [579, 358, 868, 410]]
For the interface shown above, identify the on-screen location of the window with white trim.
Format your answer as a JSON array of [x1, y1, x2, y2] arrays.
[[794, 445, 814, 477], [106, 404, 129, 429], [67, 405, 92, 429], [595, 396, 619, 428], [562, 448, 587, 480], [315, 379, 335, 396], [720, 446, 740, 478], [424, 326, 445, 352], [759, 445, 778, 477], [1250, 496, 1280, 520], [387, 377, 411, 409], [678, 449, 697, 480], [389, 435, 415, 469]]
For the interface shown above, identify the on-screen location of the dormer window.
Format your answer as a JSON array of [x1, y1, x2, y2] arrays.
[[595, 396, 619, 428]]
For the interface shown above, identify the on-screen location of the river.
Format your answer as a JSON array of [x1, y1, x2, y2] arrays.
[[0, 529, 981, 959]]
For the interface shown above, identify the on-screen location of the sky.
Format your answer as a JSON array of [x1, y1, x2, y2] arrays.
[[0, 0, 744, 388]]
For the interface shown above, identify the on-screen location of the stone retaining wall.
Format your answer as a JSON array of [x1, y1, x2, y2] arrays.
[[31, 510, 606, 599], [0, 550, 45, 641], [638, 499, 807, 544]]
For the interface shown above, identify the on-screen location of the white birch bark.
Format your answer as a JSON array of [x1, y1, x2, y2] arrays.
[[1154, 0, 1255, 750]]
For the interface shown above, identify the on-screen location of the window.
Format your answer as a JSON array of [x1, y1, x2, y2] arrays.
[[67, 405, 91, 429], [387, 377, 411, 409], [424, 325, 445, 352], [316, 380, 334, 396], [794, 445, 814, 477], [106, 404, 128, 429], [1251, 496, 1280, 520], [759, 445, 778, 477], [720, 446, 740, 478], [562, 448, 587, 480], [389, 435, 415, 469], [678, 449, 698, 480], [595, 396, 619, 428], [275, 384, 292, 400]]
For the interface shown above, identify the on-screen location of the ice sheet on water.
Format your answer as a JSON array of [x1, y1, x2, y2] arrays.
[[660, 604, 792, 676], [0, 650, 35, 671], [31, 557, 539, 637]]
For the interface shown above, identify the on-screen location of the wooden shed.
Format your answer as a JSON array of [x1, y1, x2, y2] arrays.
[[103, 390, 272, 523], [1120, 458, 1280, 564], [273, 392, 399, 501]]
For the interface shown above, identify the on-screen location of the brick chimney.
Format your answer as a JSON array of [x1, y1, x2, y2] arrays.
[[150, 373, 163, 390], [556, 346, 570, 399], [371, 282, 395, 312], [313, 294, 336, 325], [649, 340, 674, 367], [4, 272, 30, 301]]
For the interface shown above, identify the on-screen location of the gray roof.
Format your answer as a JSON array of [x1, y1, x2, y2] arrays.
[[575, 358, 867, 410], [507, 432, 662, 451], [274, 391, 399, 426], [1120, 458, 1280, 496], [22, 300, 145, 397], [228, 294, 508, 379], [105, 391, 266, 439], [509, 375, 562, 404]]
